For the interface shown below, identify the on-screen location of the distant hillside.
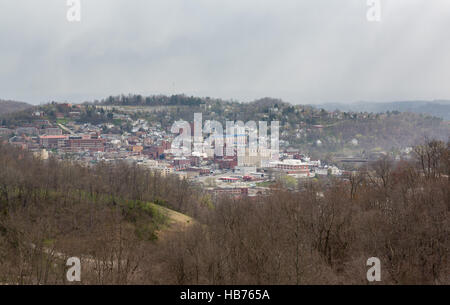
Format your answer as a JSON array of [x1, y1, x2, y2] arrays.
[[92, 94, 450, 154], [2, 95, 448, 155], [98, 94, 207, 107], [315, 101, 450, 120], [0, 99, 32, 115]]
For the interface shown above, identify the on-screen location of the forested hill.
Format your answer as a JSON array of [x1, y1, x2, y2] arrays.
[[315, 100, 450, 120], [96, 94, 450, 122], [2, 94, 449, 155], [0, 99, 32, 115], [93, 94, 449, 153], [96, 94, 207, 107]]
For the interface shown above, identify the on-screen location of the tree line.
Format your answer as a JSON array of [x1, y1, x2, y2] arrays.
[[0, 140, 448, 284], [159, 140, 449, 284]]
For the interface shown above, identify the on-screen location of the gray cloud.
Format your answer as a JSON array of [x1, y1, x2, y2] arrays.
[[1, 0, 450, 104]]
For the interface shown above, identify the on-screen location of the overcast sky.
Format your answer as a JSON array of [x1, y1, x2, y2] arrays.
[[1, 0, 450, 105]]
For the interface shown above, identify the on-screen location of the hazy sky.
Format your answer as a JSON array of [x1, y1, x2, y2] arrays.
[[1, 0, 450, 105]]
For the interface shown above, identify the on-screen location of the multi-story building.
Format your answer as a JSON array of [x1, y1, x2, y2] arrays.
[[40, 135, 105, 152], [65, 136, 105, 152], [39, 135, 68, 149], [16, 127, 38, 136], [268, 159, 311, 177], [173, 157, 190, 169]]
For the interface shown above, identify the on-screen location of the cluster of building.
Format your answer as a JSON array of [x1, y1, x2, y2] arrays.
[[1, 115, 349, 199]]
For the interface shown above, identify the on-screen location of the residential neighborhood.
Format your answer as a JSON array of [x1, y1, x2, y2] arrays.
[[0, 104, 365, 200]]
